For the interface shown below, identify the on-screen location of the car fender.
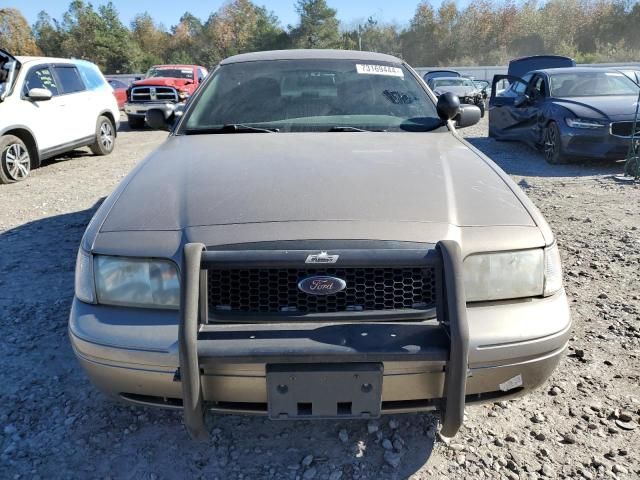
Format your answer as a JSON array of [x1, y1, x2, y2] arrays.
[[0, 124, 41, 167]]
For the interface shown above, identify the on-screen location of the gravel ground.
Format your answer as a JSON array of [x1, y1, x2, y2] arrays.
[[1, 116, 638, 479]]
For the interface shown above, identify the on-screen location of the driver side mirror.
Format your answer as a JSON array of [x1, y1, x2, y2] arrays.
[[436, 92, 461, 122], [146, 108, 175, 131], [514, 94, 530, 108], [27, 88, 52, 102]]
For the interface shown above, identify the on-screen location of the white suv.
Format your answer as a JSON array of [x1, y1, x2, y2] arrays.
[[0, 50, 120, 184]]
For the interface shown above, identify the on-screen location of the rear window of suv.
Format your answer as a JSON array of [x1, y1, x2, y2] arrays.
[[75, 60, 109, 91]]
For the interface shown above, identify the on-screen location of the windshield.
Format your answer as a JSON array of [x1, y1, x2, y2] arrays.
[[550, 71, 638, 97], [182, 59, 441, 133], [146, 67, 194, 80], [433, 78, 474, 88]]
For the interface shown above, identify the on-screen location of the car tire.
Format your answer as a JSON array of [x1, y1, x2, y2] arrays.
[[90, 116, 116, 156], [543, 122, 567, 164], [0, 135, 31, 184], [127, 115, 145, 129]]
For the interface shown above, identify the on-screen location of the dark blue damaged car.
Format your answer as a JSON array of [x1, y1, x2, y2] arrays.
[[489, 67, 639, 164]]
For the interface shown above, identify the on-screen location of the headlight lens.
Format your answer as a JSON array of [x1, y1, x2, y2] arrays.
[[565, 117, 606, 129], [75, 249, 96, 303], [463, 249, 544, 302], [178, 91, 190, 100], [94, 256, 180, 309], [543, 243, 563, 296]]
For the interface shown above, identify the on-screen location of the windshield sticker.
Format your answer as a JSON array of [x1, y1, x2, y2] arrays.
[[356, 64, 403, 77]]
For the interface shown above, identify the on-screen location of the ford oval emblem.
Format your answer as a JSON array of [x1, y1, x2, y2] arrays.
[[298, 276, 347, 296]]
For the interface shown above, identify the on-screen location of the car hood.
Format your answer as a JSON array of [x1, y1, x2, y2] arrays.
[[554, 95, 639, 121], [434, 86, 476, 97], [100, 132, 535, 233], [132, 77, 194, 89]]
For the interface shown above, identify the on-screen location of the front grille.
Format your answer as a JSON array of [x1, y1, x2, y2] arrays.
[[207, 267, 437, 315], [130, 86, 178, 103], [611, 121, 640, 138]]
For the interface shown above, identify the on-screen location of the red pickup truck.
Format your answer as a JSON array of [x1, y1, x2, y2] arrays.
[[124, 64, 208, 129]]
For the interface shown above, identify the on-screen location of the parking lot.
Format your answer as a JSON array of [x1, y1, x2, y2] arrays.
[[1, 116, 638, 479]]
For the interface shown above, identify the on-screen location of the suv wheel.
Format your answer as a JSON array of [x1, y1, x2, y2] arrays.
[[127, 115, 145, 129], [0, 135, 31, 184], [90, 116, 115, 156], [543, 122, 567, 164]]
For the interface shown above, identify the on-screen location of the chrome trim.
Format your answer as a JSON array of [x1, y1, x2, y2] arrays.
[[130, 86, 178, 103], [610, 120, 640, 138]]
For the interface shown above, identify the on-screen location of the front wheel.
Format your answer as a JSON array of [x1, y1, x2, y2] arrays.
[[543, 122, 567, 164], [0, 135, 31, 184], [90, 116, 115, 156]]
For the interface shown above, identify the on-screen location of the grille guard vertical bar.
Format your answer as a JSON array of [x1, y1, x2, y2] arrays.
[[437, 240, 470, 437], [179, 243, 208, 440]]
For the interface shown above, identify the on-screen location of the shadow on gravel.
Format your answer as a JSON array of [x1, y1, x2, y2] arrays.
[[0, 203, 439, 479], [466, 136, 625, 178]]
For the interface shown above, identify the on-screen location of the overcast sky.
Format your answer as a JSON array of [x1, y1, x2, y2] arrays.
[[15, 0, 471, 30]]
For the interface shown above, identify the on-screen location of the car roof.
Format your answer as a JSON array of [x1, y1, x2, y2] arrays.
[[151, 65, 199, 69], [433, 77, 468, 81], [220, 49, 402, 65], [16, 56, 76, 65], [533, 67, 625, 75]]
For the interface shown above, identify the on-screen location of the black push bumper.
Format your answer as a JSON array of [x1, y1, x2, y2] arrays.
[[178, 241, 469, 440]]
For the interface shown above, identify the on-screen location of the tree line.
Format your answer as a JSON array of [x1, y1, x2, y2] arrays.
[[1, 0, 639, 74]]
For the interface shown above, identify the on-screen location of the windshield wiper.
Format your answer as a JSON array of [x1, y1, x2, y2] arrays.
[[184, 124, 279, 134], [328, 126, 385, 132]]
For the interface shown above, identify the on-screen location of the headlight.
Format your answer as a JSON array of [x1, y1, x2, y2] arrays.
[[565, 117, 606, 129], [463, 249, 544, 302], [463, 245, 564, 302], [75, 249, 96, 303], [178, 91, 190, 100], [94, 256, 180, 309]]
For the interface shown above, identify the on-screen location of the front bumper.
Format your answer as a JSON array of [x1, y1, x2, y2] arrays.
[[561, 124, 632, 160], [69, 241, 571, 437], [124, 101, 180, 118]]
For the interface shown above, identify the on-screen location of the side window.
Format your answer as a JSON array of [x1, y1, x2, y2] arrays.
[[54, 66, 86, 94], [75, 61, 107, 91], [511, 73, 532, 95], [528, 75, 547, 100], [198, 68, 207, 83], [24, 67, 60, 96]]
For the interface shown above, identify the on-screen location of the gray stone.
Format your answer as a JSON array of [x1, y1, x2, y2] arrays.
[[3, 425, 16, 435], [301, 455, 313, 467], [338, 429, 348, 443], [389, 419, 399, 429], [615, 419, 637, 431], [549, 386, 562, 396], [381, 439, 393, 450], [367, 421, 379, 434], [541, 464, 555, 477], [383, 450, 401, 469], [612, 464, 628, 474], [303, 467, 317, 479], [328, 471, 342, 480]]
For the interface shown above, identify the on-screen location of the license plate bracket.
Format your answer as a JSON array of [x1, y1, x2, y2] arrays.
[[267, 363, 383, 420]]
